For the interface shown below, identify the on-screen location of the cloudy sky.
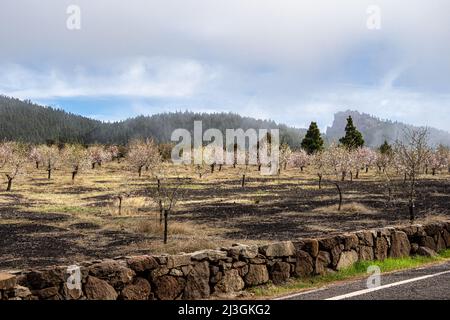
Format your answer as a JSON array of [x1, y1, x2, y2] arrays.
[[1, 0, 449, 131]]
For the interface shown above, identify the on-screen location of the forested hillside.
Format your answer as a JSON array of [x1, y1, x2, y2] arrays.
[[0, 96, 305, 147]]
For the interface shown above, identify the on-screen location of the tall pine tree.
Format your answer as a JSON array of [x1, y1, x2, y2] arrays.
[[339, 116, 364, 150], [301, 122, 324, 154]]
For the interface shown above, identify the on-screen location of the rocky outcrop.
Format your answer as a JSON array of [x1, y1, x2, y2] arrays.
[[1, 221, 449, 300]]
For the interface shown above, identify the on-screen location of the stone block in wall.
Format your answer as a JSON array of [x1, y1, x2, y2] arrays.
[[244, 265, 269, 286], [436, 233, 446, 252], [259, 241, 295, 257], [120, 277, 151, 300], [25, 267, 66, 290], [214, 269, 245, 293], [33, 286, 59, 300], [340, 234, 359, 251], [374, 236, 388, 261], [424, 223, 443, 237], [270, 261, 291, 284], [417, 246, 437, 257], [225, 244, 259, 260], [166, 254, 193, 269], [443, 229, 450, 247], [314, 251, 331, 275], [152, 275, 186, 300], [191, 249, 227, 262], [359, 246, 374, 261], [389, 231, 411, 258], [0, 273, 17, 290], [184, 261, 210, 299], [127, 256, 159, 273], [88, 260, 135, 290], [420, 236, 437, 251], [336, 250, 358, 271], [294, 250, 314, 277], [356, 230, 375, 247], [318, 236, 340, 251], [293, 239, 319, 258], [84, 276, 118, 300]]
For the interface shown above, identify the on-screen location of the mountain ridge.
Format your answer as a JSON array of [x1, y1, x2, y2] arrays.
[[1, 95, 449, 148]]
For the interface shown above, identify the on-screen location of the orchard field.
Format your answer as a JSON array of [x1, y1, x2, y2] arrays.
[[1, 138, 449, 270]]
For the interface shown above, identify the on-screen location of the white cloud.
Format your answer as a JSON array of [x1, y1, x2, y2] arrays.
[[0, 58, 214, 99]]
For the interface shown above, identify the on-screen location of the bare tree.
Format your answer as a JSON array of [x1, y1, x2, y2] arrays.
[[394, 128, 430, 221], [0, 142, 27, 191], [147, 167, 186, 244]]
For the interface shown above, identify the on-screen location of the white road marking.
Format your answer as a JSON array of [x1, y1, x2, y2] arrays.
[[326, 269, 450, 300]]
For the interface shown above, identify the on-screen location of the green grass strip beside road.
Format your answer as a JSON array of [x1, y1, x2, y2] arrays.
[[250, 249, 450, 298]]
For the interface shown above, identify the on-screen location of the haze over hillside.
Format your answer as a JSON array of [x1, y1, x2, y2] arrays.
[[326, 110, 450, 147], [1, 96, 449, 148]]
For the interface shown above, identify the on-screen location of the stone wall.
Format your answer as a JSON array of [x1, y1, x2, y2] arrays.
[[1, 221, 449, 300]]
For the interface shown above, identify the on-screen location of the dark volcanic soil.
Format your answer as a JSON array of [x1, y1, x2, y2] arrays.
[[1, 176, 449, 270]]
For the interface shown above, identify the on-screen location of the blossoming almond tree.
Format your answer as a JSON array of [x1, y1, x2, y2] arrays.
[[88, 145, 111, 169], [1, 142, 27, 191], [29, 146, 43, 169], [38, 145, 61, 180], [61, 144, 90, 182], [126, 139, 161, 177]]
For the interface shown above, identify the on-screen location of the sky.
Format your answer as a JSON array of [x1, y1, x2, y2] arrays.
[[1, 0, 450, 132]]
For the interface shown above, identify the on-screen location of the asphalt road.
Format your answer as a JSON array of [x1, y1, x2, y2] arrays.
[[278, 261, 450, 300]]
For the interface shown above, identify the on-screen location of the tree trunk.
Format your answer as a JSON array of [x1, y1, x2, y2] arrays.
[[47, 168, 52, 180], [211, 163, 215, 174], [241, 174, 246, 188], [92, 162, 95, 169], [163, 209, 169, 244], [333, 182, 342, 211], [118, 196, 122, 215], [300, 166, 304, 172], [432, 168, 436, 176], [356, 169, 359, 179], [284, 162, 287, 170], [341, 171, 346, 181], [138, 166, 142, 177], [350, 171, 353, 182], [258, 164, 261, 171], [36, 161, 39, 169], [365, 165, 369, 173], [318, 174, 322, 189], [218, 164, 222, 172], [6, 176, 12, 191], [409, 200, 415, 222]]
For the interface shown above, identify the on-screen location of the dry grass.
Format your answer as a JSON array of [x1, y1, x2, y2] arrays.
[[313, 202, 375, 214]]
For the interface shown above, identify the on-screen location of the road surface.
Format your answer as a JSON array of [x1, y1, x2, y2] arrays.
[[277, 261, 450, 300]]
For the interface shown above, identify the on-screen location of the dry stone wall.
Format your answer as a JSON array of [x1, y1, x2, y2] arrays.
[[1, 221, 450, 300]]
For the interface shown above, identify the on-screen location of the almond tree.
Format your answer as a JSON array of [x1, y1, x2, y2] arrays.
[[322, 145, 351, 210], [39, 145, 60, 180], [428, 145, 448, 175], [279, 144, 292, 171], [288, 149, 310, 173], [61, 144, 90, 182], [106, 145, 120, 163], [88, 145, 111, 169], [1, 142, 27, 191], [29, 146, 43, 169], [311, 151, 326, 189], [394, 128, 430, 221], [126, 139, 161, 177]]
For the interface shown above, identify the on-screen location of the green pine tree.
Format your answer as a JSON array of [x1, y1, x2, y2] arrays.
[[379, 140, 392, 154], [301, 122, 324, 154], [339, 116, 364, 150]]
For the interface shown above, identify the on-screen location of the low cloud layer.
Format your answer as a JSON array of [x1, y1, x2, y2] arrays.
[[0, 0, 449, 131]]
